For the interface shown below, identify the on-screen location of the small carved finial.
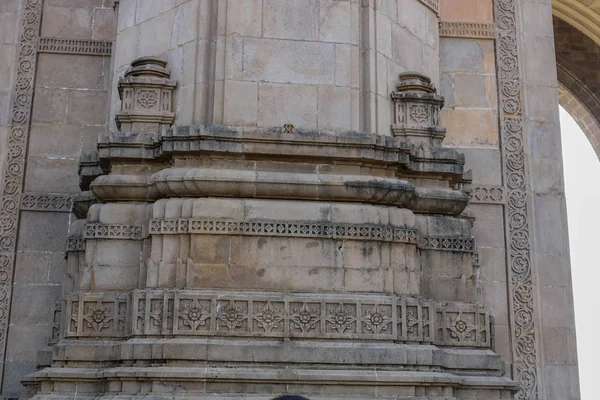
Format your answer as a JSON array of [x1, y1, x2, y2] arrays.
[[283, 124, 295, 134], [115, 57, 177, 133], [391, 72, 445, 145]]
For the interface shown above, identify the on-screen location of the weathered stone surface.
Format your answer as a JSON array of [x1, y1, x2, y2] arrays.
[[0, 1, 582, 399]]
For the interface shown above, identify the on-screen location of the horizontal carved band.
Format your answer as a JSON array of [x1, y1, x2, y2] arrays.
[[84, 223, 143, 239], [38, 37, 113, 55], [419, 0, 439, 14], [65, 290, 491, 348], [469, 186, 505, 204], [150, 218, 418, 244], [421, 236, 476, 253], [66, 238, 85, 252], [21, 193, 73, 212], [439, 21, 496, 39]]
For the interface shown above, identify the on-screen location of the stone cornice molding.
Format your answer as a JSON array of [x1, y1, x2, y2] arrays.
[[89, 169, 470, 216], [439, 21, 496, 39], [38, 38, 112, 56]]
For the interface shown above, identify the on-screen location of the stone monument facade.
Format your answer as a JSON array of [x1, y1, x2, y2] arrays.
[[0, 0, 580, 399]]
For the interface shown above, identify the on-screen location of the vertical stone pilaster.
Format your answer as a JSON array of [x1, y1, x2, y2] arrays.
[[0, 0, 43, 387], [494, 0, 539, 399]]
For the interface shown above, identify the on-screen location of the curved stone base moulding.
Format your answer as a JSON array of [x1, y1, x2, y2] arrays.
[[90, 168, 470, 216]]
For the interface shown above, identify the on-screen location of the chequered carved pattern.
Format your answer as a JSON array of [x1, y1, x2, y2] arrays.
[[21, 193, 73, 212], [149, 218, 418, 244], [84, 223, 143, 239], [469, 186, 505, 204], [38, 37, 112, 56]]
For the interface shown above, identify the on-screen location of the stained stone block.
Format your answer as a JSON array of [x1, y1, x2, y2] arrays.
[[257, 83, 318, 129], [542, 327, 579, 366], [5, 324, 50, 362], [41, 6, 93, 38], [172, 0, 198, 46], [16, 211, 70, 252], [138, 8, 176, 56], [262, 0, 319, 41], [92, 7, 116, 41], [8, 285, 61, 326], [24, 157, 80, 193], [226, 0, 262, 37], [471, 204, 505, 247], [243, 39, 335, 85], [135, 0, 176, 24], [540, 286, 576, 329], [440, 38, 486, 74], [442, 108, 498, 147], [319, 0, 353, 43], [391, 23, 424, 71], [317, 86, 352, 131], [29, 123, 83, 158], [223, 80, 258, 126], [32, 88, 68, 123], [0, 44, 15, 87]]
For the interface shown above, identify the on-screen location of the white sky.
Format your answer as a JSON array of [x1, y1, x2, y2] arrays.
[[559, 106, 599, 400]]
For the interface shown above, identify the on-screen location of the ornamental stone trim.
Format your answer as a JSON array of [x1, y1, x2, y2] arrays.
[[66, 292, 129, 338], [64, 290, 491, 348], [420, 236, 476, 253], [418, 0, 439, 15], [469, 186, 505, 204], [66, 238, 85, 252], [439, 21, 496, 39], [21, 193, 73, 212], [0, 0, 43, 385], [494, 0, 538, 398], [149, 218, 418, 244], [38, 38, 112, 56], [84, 223, 143, 240]]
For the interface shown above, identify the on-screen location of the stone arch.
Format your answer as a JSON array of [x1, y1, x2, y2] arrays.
[[552, 11, 600, 158]]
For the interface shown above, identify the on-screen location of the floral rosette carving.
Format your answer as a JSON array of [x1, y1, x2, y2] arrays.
[[362, 305, 392, 334], [253, 302, 284, 333], [326, 303, 356, 334], [290, 303, 319, 333], [218, 300, 247, 331], [83, 302, 112, 332], [180, 299, 210, 330]]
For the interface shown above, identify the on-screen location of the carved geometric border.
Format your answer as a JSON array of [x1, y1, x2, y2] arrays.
[[494, 0, 539, 399], [0, 0, 43, 385], [38, 37, 112, 56], [149, 218, 418, 244], [21, 193, 73, 212], [64, 289, 491, 349], [469, 185, 505, 204], [439, 21, 496, 39], [84, 223, 143, 240], [418, 0, 439, 15]]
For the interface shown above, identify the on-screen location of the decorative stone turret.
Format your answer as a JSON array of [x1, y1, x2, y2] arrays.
[[115, 57, 176, 132], [392, 72, 446, 146]]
